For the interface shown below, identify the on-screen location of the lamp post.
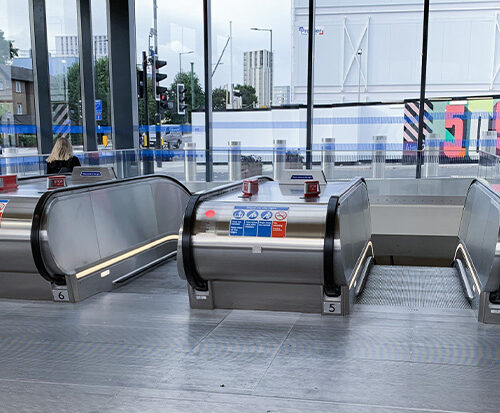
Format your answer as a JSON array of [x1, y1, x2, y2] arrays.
[[357, 49, 362, 102], [250, 27, 272, 107], [179, 50, 194, 74]]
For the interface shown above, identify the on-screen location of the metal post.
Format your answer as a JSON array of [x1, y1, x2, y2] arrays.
[[269, 29, 272, 106], [230, 21, 233, 108], [273, 139, 287, 181], [357, 49, 362, 102], [29, 0, 53, 154], [479, 130, 498, 177], [321, 137, 335, 180], [372, 135, 386, 179], [106, 0, 139, 150], [228, 140, 241, 181], [416, 0, 430, 179], [423, 133, 439, 178], [190, 62, 195, 110], [142, 51, 154, 175], [77, 0, 98, 152], [203, 0, 213, 182], [184, 142, 197, 182], [305, 0, 316, 170]]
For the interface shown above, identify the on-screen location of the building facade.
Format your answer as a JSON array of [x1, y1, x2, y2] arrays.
[[55, 34, 108, 59], [243, 49, 273, 108], [292, 0, 500, 104], [0, 65, 36, 147], [273, 86, 291, 105]]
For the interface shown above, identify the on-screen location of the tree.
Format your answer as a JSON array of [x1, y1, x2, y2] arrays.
[[166, 71, 205, 124], [212, 87, 227, 111], [0, 30, 18, 64], [234, 84, 257, 108]]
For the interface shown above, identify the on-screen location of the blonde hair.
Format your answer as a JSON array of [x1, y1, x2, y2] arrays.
[[46, 138, 74, 163]]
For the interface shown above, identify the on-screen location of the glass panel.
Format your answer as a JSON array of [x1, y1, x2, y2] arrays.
[[46, 0, 83, 149], [427, 1, 500, 176], [0, 0, 37, 158], [312, 0, 424, 180], [209, 0, 300, 182], [135, 0, 205, 180], [91, 0, 111, 150]]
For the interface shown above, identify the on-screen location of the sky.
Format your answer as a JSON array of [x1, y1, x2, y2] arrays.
[[0, 0, 293, 90]]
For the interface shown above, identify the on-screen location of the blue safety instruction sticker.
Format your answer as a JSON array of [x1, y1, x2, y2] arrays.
[[230, 205, 289, 238]]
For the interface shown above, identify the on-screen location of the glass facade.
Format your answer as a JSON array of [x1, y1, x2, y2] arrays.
[[46, 0, 83, 148], [0, 0, 498, 181], [91, 0, 111, 147], [0, 0, 37, 152]]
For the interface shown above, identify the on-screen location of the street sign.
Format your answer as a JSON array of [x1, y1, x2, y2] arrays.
[[95, 100, 102, 121]]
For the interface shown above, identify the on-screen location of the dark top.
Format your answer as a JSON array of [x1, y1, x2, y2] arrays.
[[47, 156, 81, 174]]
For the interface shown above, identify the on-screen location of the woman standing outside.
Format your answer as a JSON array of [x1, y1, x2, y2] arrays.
[[46, 137, 81, 174]]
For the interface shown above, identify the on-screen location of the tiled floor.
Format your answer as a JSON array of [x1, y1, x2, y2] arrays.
[[1, 260, 500, 412]]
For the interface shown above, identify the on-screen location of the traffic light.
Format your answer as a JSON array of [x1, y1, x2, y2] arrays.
[[159, 93, 168, 114], [152, 53, 167, 101], [137, 69, 144, 99], [177, 83, 187, 115]]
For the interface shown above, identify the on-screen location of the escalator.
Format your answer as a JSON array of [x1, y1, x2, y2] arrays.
[[353, 179, 499, 321]]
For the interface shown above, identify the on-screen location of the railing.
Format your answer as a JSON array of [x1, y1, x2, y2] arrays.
[[1, 141, 499, 183]]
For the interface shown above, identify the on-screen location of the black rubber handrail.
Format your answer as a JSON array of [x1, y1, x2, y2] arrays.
[[182, 176, 273, 291], [468, 179, 500, 202], [323, 177, 367, 297], [30, 174, 190, 285]]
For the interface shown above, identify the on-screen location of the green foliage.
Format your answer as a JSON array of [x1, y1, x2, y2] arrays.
[[235, 84, 257, 109], [137, 75, 157, 125], [66, 61, 81, 124], [0, 30, 17, 64], [211, 84, 258, 111], [17, 134, 37, 147], [212, 87, 227, 111], [166, 71, 205, 124]]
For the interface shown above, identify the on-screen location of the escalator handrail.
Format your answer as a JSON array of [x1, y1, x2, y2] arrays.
[[323, 177, 368, 297], [467, 179, 500, 203], [182, 176, 273, 291], [30, 174, 190, 284]]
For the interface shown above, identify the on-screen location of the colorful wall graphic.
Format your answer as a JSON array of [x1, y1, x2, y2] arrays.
[[404, 98, 500, 158]]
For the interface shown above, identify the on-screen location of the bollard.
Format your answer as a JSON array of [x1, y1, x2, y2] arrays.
[[423, 133, 440, 178], [3, 147, 18, 175], [184, 142, 197, 182], [273, 139, 287, 181], [228, 141, 242, 181], [479, 131, 498, 177], [321, 137, 335, 180], [372, 135, 386, 178]]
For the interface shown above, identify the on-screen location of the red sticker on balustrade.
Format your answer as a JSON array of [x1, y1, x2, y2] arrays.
[[271, 221, 287, 238], [0, 200, 9, 227]]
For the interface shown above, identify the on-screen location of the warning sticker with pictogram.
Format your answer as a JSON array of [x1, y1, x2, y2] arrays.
[[229, 205, 288, 238], [0, 200, 9, 227]]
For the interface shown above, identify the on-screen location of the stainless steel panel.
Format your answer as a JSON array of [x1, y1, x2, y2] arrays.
[[43, 195, 100, 273], [458, 182, 500, 292]]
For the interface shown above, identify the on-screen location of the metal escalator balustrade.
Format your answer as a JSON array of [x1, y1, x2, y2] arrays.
[[0, 174, 190, 302], [178, 174, 373, 315]]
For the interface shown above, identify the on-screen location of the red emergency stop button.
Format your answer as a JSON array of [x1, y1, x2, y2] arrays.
[[47, 175, 67, 190], [304, 180, 320, 198], [242, 179, 258, 197], [0, 175, 18, 192]]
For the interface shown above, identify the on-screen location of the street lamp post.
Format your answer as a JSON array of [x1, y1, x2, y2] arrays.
[[357, 49, 362, 102], [179, 50, 194, 74], [250, 27, 272, 107]]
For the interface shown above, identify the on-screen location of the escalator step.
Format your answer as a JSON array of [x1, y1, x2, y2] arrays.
[[355, 265, 471, 309]]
